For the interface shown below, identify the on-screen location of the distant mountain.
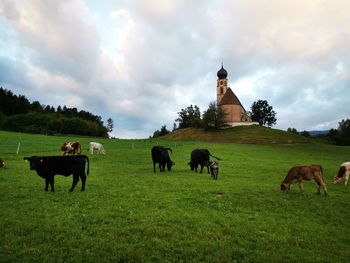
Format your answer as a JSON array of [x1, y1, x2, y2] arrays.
[[308, 130, 330, 136]]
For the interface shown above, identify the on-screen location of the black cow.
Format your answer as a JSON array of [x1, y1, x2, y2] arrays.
[[151, 146, 175, 173], [188, 149, 221, 173], [0, 159, 4, 168], [24, 155, 89, 192]]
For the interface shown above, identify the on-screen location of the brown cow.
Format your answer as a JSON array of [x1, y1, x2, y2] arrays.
[[61, 142, 82, 155], [280, 164, 327, 195], [333, 162, 350, 186]]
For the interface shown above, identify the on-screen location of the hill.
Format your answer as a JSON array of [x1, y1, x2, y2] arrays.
[[163, 125, 311, 144]]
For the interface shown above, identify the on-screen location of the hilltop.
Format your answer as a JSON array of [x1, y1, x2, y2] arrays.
[[163, 125, 311, 144]]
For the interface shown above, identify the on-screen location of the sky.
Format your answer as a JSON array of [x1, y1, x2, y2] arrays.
[[0, 0, 349, 138]]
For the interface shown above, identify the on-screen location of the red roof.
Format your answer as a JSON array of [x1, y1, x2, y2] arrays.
[[219, 88, 243, 106]]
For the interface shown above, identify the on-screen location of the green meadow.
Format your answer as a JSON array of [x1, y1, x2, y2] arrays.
[[0, 130, 349, 262]]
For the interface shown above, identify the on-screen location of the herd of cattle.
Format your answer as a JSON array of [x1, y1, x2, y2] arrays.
[[0, 141, 349, 195]]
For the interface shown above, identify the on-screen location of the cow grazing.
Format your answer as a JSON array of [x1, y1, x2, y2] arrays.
[[60, 141, 82, 155], [333, 162, 350, 186], [151, 146, 175, 173], [280, 164, 327, 195], [188, 149, 221, 173], [207, 160, 219, 180], [89, 142, 106, 155], [0, 159, 4, 168], [24, 155, 89, 192]]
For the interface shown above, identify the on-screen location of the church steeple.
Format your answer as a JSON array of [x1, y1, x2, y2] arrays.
[[217, 63, 228, 104]]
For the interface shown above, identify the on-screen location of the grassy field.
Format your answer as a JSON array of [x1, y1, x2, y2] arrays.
[[0, 130, 349, 262]]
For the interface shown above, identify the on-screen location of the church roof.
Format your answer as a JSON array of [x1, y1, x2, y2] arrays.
[[218, 88, 246, 111]]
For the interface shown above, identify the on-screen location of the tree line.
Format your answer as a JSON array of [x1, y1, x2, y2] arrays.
[[0, 87, 111, 137], [153, 99, 350, 146], [152, 99, 277, 138], [287, 119, 350, 146]]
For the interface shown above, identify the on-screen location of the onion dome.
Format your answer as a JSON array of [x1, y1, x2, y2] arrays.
[[217, 64, 228, 79]]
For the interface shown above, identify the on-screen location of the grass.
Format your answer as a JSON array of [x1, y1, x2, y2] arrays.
[[0, 130, 349, 262]]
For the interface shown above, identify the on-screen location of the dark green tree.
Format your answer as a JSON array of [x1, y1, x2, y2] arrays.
[[153, 125, 169, 138], [335, 119, 350, 145], [287, 127, 298, 134], [300, 130, 310, 137], [107, 118, 114, 133], [176, 105, 201, 129], [250, 100, 277, 127], [201, 101, 226, 130]]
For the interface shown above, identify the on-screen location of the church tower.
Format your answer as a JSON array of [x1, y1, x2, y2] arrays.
[[216, 64, 254, 126], [216, 64, 228, 105]]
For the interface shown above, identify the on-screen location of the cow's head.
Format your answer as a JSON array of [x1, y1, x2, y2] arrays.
[[334, 166, 346, 184], [188, 161, 194, 171], [24, 156, 43, 170], [167, 161, 175, 171], [0, 159, 4, 168], [280, 183, 290, 192]]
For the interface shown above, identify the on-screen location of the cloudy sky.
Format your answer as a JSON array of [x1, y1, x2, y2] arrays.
[[0, 0, 349, 138]]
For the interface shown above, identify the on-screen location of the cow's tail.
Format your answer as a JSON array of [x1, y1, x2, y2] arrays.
[[320, 165, 323, 179], [84, 155, 90, 176], [205, 149, 221, 160], [164, 148, 173, 154]]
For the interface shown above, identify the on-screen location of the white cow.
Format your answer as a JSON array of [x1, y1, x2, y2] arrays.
[[89, 142, 106, 155], [334, 162, 350, 186]]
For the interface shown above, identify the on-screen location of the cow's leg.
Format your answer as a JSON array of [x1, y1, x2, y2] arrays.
[[315, 177, 327, 195], [345, 174, 349, 186], [318, 179, 328, 196], [322, 183, 328, 196], [80, 174, 86, 191], [49, 176, 55, 192], [200, 165, 204, 174], [153, 162, 156, 173], [45, 178, 49, 191], [69, 174, 79, 192], [298, 180, 304, 193], [316, 181, 321, 195]]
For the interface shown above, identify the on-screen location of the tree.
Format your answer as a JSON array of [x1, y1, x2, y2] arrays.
[[287, 127, 298, 134], [336, 119, 350, 145], [176, 105, 201, 129], [107, 118, 114, 133], [201, 101, 226, 130], [250, 100, 277, 127], [327, 128, 338, 139], [172, 123, 177, 131], [153, 125, 169, 138], [300, 130, 310, 137]]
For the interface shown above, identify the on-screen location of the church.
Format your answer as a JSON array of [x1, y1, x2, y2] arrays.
[[216, 64, 256, 127]]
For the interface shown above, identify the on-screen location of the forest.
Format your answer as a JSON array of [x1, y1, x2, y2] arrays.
[[0, 87, 108, 137]]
